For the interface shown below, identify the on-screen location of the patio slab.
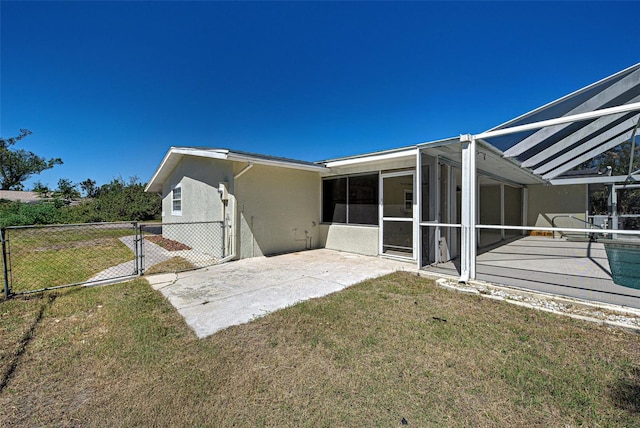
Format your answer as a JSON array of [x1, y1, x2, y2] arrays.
[[145, 249, 417, 338], [425, 236, 640, 309]]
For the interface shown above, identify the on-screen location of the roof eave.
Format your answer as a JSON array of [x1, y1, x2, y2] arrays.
[[145, 147, 327, 193]]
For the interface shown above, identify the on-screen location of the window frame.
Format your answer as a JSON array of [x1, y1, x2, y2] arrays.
[[322, 173, 379, 226], [404, 189, 413, 212], [171, 184, 182, 216]]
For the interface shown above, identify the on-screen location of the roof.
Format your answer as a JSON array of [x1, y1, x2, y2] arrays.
[[0, 190, 41, 203], [321, 138, 544, 186], [145, 147, 328, 193], [318, 144, 419, 166], [483, 63, 640, 181], [146, 64, 640, 192]]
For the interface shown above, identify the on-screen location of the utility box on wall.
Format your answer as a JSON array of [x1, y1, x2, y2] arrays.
[[219, 182, 229, 201]]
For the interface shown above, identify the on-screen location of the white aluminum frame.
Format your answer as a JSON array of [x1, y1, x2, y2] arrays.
[[379, 170, 417, 260], [458, 101, 640, 283]]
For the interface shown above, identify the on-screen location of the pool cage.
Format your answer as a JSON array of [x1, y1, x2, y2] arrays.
[[416, 103, 640, 283]]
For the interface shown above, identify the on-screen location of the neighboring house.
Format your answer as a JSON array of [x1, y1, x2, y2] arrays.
[[145, 63, 640, 280], [0, 190, 42, 204]]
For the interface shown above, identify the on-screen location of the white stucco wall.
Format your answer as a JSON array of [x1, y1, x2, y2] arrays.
[[504, 186, 522, 226], [318, 224, 379, 256], [161, 156, 233, 223], [160, 156, 233, 256], [479, 185, 501, 225], [234, 164, 321, 258], [527, 184, 587, 228]]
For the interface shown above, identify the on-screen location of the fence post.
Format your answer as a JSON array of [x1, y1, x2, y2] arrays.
[[132, 222, 139, 275], [138, 223, 145, 276], [221, 221, 226, 258], [1, 228, 10, 298]]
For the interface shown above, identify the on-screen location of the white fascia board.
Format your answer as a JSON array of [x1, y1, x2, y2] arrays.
[[474, 139, 546, 185], [145, 148, 182, 193], [550, 174, 640, 185], [171, 147, 230, 160], [145, 147, 326, 193], [324, 149, 416, 168], [415, 136, 459, 149], [226, 152, 327, 172], [144, 147, 230, 193]]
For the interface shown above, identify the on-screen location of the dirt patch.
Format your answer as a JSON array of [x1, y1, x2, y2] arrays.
[[145, 257, 195, 274], [145, 236, 191, 251]]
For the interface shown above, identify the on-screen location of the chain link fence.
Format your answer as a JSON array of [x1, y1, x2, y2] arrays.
[[1, 221, 226, 298], [139, 222, 226, 275]]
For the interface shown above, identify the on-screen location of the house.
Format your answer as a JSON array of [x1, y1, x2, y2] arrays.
[[0, 190, 42, 204], [145, 63, 640, 281]]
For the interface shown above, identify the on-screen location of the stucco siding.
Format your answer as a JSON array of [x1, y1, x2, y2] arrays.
[[160, 157, 233, 256], [479, 185, 501, 225], [318, 224, 379, 256], [527, 184, 587, 228], [479, 185, 501, 247], [504, 186, 522, 226], [161, 156, 233, 223], [235, 164, 321, 258]]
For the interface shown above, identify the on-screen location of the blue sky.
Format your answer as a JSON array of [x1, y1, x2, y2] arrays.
[[1, 1, 639, 190]]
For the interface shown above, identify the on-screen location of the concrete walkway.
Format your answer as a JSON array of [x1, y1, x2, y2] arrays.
[[87, 236, 173, 282], [145, 249, 417, 338], [88, 236, 221, 283]]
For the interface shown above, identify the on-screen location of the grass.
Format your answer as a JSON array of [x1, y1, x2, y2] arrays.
[[145, 256, 195, 274], [1, 272, 639, 426], [6, 227, 135, 293]]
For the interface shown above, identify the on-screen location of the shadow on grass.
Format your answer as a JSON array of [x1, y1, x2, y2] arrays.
[[0, 293, 57, 393], [611, 365, 640, 413]]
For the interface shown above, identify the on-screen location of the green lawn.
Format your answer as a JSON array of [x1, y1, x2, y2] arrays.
[[5, 226, 135, 293], [1, 272, 639, 426]]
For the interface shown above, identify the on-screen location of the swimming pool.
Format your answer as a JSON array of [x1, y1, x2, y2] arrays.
[[605, 243, 640, 290]]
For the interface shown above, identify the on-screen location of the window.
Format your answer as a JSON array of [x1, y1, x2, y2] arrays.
[[404, 190, 413, 212], [171, 184, 182, 215], [322, 178, 346, 223], [322, 174, 378, 225]]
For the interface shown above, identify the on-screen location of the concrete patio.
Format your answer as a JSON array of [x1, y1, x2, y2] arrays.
[[145, 249, 417, 338], [145, 237, 640, 339]]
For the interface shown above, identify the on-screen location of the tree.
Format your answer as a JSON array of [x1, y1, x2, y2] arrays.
[[80, 178, 98, 198], [580, 139, 640, 228], [0, 129, 63, 190], [32, 180, 51, 198], [578, 139, 640, 176], [54, 178, 81, 203], [88, 177, 160, 221]]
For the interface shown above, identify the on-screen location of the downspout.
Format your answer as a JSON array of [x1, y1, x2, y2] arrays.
[[234, 162, 254, 179], [216, 193, 237, 264]]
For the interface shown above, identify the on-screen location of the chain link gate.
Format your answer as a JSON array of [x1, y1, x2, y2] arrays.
[[1, 221, 226, 298], [138, 221, 226, 275]]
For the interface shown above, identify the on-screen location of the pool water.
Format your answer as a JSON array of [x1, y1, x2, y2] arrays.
[[605, 244, 640, 290]]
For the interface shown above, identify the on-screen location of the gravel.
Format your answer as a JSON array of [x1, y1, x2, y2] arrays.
[[433, 277, 640, 332]]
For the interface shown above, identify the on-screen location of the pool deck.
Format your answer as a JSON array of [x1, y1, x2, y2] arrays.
[[423, 236, 640, 309]]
